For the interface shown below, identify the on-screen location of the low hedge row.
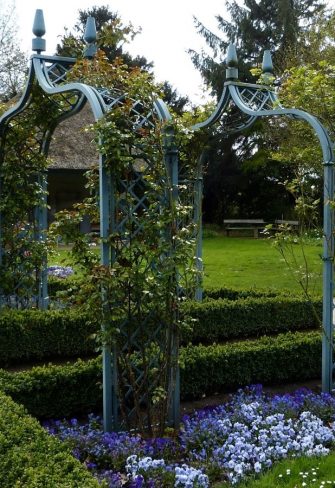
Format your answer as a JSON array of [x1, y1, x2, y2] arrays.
[[0, 295, 322, 365], [0, 358, 101, 418], [49, 281, 293, 301], [0, 330, 321, 418], [203, 286, 291, 300], [0, 391, 100, 487], [182, 296, 322, 344], [180, 330, 321, 399], [0, 309, 96, 366]]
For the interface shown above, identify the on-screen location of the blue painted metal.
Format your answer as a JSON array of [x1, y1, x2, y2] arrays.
[[32, 9, 46, 53], [226, 43, 239, 80], [99, 151, 114, 432], [3, 12, 331, 433], [0, 52, 92, 308], [262, 50, 273, 74], [83, 16, 97, 59], [192, 46, 335, 393], [194, 152, 205, 302], [36, 172, 49, 310], [163, 124, 180, 428], [0, 10, 181, 431]]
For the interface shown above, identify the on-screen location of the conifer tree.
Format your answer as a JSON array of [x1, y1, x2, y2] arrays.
[[189, 0, 327, 223], [57, 5, 189, 112], [191, 0, 326, 91]]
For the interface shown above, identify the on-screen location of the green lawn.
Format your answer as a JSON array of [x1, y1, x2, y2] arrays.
[[202, 236, 323, 293], [235, 452, 335, 487], [49, 236, 323, 294]]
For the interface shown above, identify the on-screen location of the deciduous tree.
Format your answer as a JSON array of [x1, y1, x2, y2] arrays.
[[0, 0, 27, 101]]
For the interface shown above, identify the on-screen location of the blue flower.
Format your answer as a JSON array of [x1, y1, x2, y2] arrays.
[[45, 385, 335, 486]]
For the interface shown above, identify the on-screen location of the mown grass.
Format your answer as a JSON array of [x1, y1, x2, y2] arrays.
[[235, 452, 335, 487], [202, 236, 322, 293], [49, 236, 323, 293]]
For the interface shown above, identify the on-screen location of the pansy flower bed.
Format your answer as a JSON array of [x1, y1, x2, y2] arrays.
[[44, 386, 335, 487], [47, 265, 74, 279], [47, 264, 74, 279]]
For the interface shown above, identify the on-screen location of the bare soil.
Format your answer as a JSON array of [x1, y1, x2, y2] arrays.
[[181, 379, 322, 415]]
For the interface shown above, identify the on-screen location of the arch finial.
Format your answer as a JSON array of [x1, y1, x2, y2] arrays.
[[83, 16, 97, 59], [262, 50, 274, 84], [226, 43, 238, 80], [32, 9, 46, 54], [262, 50, 273, 74]]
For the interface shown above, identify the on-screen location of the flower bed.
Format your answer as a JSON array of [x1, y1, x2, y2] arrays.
[[44, 386, 335, 487], [47, 265, 74, 279]]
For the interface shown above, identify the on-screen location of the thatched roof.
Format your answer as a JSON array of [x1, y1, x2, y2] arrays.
[[48, 104, 99, 170]]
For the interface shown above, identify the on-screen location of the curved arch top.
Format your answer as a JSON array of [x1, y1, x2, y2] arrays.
[[0, 53, 172, 141], [191, 79, 334, 164]]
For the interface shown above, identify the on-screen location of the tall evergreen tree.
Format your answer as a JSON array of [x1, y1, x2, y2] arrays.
[[189, 0, 326, 223], [191, 0, 326, 91]]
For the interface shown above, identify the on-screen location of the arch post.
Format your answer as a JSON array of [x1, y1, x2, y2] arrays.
[[322, 159, 334, 392]]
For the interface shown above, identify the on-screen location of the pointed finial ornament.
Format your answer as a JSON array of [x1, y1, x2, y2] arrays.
[[83, 16, 97, 59], [262, 50, 273, 74], [32, 9, 46, 53], [226, 43, 238, 80], [262, 50, 274, 84]]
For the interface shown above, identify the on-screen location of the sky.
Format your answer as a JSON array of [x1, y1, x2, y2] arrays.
[[14, 0, 335, 105], [14, 0, 226, 104]]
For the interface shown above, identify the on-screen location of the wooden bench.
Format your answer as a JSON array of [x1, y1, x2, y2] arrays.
[[223, 219, 265, 238], [274, 219, 299, 229]]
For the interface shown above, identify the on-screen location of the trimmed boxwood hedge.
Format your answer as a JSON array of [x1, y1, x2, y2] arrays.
[[49, 281, 292, 301], [0, 358, 101, 418], [182, 296, 322, 344], [0, 309, 96, 366], [180, 330, 321, 399], [0, 391, 101, 487], [0, 294, 322, 365], [203, 286, 291, 300], [0, 330, 321, 418]]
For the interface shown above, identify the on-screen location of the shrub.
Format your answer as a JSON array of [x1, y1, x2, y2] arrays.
[[180, 330, 321, 399], [203, 286, 291, 300], [0, 331, 321, 418], [182, 296, 321, 343], [0, 294, 321, 365], [48, 276, 83, 298], [0, 391, 101, 487], [0, 358, 101, 418], [0, 308, 96, 366]]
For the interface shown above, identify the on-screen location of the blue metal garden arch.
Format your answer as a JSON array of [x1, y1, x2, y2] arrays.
[[191, 43, 335, 394], [0, 11, 180, 432], [0, 11, 334, 432]]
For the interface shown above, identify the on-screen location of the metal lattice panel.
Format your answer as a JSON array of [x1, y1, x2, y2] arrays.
[[104, 103, 175, 429], [0, 63, 88, 309], [236, 86, 275, 111]]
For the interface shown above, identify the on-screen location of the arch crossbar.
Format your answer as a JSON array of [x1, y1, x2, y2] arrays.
[[192, 46, 335, 394]]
